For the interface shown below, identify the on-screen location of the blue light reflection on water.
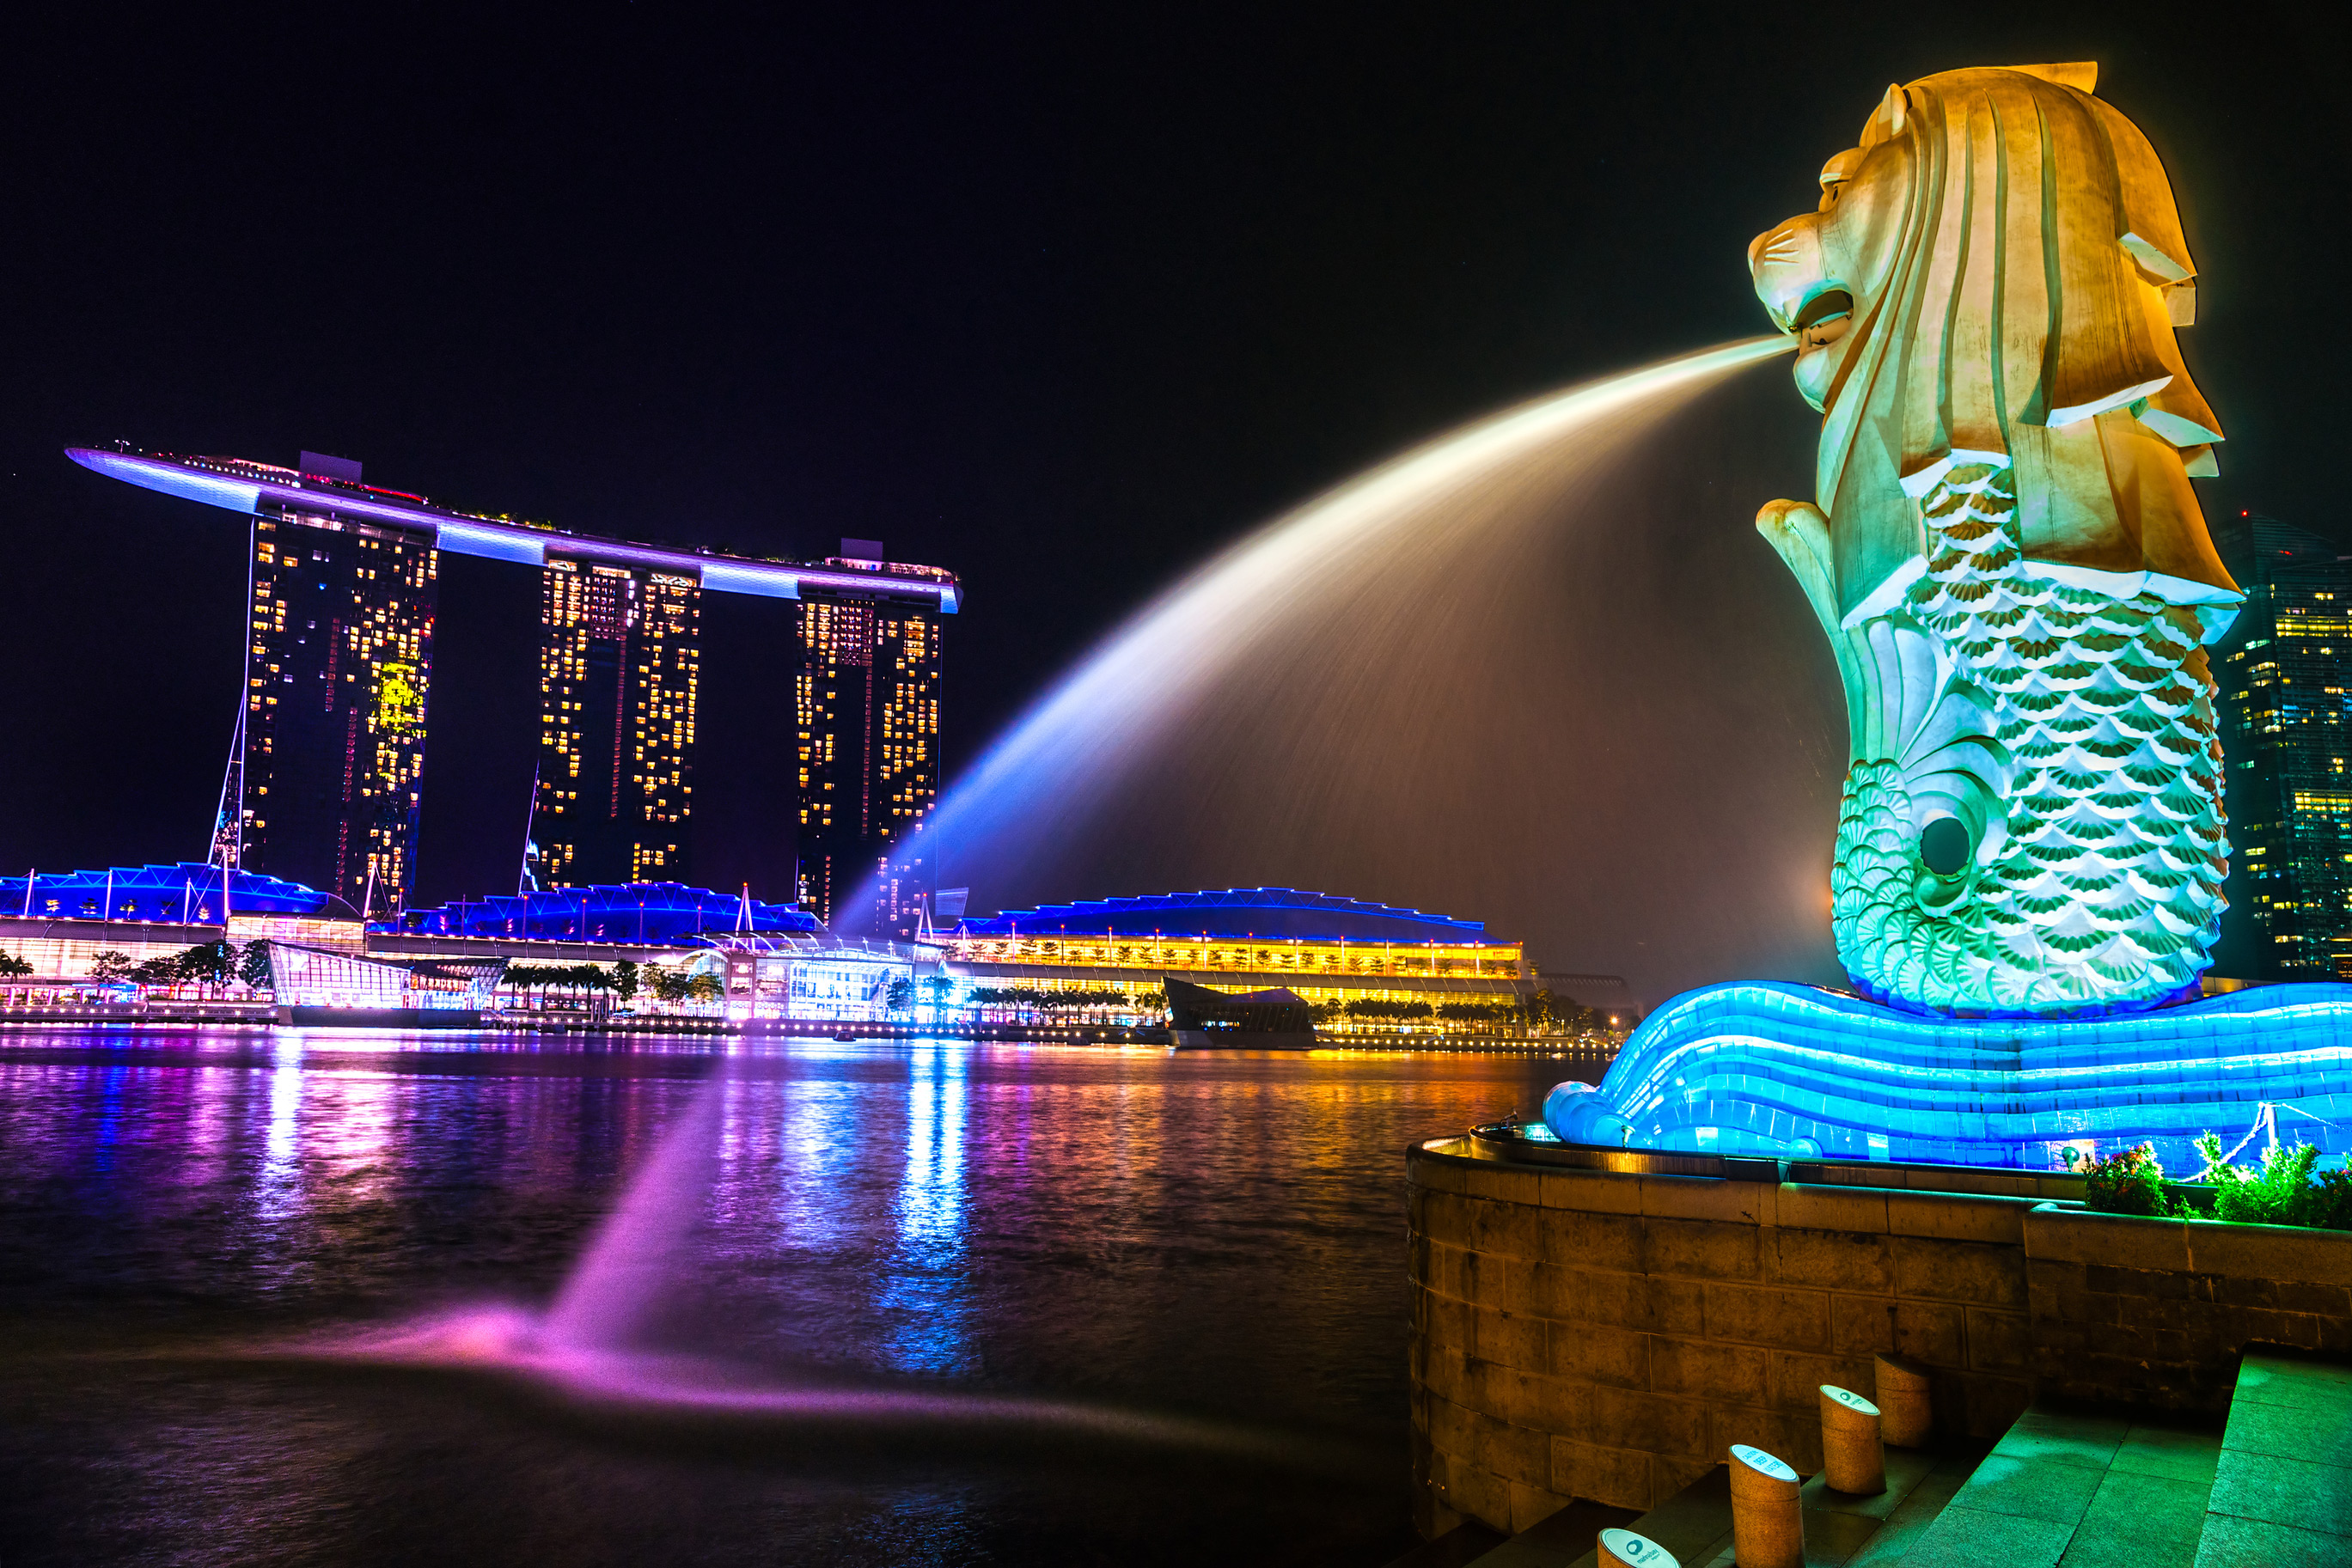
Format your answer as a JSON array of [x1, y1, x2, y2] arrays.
[[883, 1039, 971, 1376], [770, 1063, 859, 1249]]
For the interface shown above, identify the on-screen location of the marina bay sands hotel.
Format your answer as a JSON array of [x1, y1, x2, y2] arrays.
[[69, 446, 959, 937]]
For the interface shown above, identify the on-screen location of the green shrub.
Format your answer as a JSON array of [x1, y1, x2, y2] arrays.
[[2191, 1134, 2352, 1230], [2196, 1133, 2313, 1225], [2076, 1143, 2180, 1217], [2305, 1168, 2352, 1230]]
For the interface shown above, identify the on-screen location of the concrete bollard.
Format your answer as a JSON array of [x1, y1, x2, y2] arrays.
[[1873, 1352, 1933, 1448], [1818, 1384, 1886, 1494], [1597, 1527, 1679, 1568], [1727, 1443, 1803, 1568]]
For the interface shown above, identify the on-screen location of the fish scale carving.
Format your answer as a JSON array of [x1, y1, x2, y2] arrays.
[[1830, 462, 2229, 1013]]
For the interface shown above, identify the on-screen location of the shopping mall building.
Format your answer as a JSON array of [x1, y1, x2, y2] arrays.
[[940, 888, 1633, 1031]]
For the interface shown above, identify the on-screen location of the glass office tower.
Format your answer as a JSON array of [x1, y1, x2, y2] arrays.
[[2215, 513, 2352, 979], [532, 556, 700, 886], [239, 509, 437, 916], [795, 542, 944, 937]]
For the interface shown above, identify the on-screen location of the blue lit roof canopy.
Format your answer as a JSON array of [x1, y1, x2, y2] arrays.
[[390, 882, 818, 946], [66, 448, 960, 613], [951, 888, 1493, 943], [1, 863, 337, 922]]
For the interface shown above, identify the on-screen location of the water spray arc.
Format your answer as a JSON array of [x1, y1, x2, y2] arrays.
[[833, 337, 1795, 936]]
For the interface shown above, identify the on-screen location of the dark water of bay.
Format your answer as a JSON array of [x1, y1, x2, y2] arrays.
[[0, 1028, 1603, 1566]]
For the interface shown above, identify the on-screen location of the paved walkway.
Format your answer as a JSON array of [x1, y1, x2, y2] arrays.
[[2197, 1351, 2352, 1565], [1885, 1406, 2218, 1567], [1430, 1347, 2352, 1568]]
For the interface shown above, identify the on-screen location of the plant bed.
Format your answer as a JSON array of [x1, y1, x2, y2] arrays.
[[2071, 1135, 2352, 1230], [2029, 1199, 2352, 1278]]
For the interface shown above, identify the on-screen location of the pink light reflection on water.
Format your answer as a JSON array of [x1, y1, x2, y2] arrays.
[[302, 1301, 1337, 1471], [287, 1043, 1340, 1471], [541, 1061, 730, 1353]]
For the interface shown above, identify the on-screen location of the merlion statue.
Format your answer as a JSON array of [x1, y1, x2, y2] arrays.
[[1546, 64, 2350, 1165], [1747, 62, 2238, 1016]]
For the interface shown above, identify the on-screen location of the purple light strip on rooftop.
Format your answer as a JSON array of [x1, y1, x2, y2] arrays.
[[65, 448, 959, 612]]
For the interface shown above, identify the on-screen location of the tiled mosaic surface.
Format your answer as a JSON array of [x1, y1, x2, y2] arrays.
[[1547, 981, 2352, 1169]]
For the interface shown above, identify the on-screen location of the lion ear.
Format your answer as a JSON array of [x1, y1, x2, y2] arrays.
[[2086, 95, 2198, 286], [2006, 61, 2099, 94], [1860, 84, 1907, 146]]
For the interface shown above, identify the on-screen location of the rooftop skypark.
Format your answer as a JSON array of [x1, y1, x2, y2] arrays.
[[67, 447, 961, 610]]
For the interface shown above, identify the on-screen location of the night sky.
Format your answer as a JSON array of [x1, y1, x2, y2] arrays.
[[3, 4, 2341, 998]]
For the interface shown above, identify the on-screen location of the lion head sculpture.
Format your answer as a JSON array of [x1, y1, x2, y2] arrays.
[[1750, 61, 2230, 624], [1746, 64, 2240, 1016]]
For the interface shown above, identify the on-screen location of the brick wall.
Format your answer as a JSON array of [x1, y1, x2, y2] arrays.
[[1410, 1140, 2352, 1540], [2027, 1204, 2352, 1412], [1408, 1144, 2037, 1536]]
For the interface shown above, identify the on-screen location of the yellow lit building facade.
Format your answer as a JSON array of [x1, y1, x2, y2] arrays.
[[938, 889, 1605, 1034], [241, 509, 437, 916], [535, 558, 700, 886], [795, 545, 946, 937]]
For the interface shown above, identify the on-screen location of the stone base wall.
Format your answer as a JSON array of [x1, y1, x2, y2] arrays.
[[2027, 1204, 2352, 1412], [1407, 1143, 2038, 1536], [1410, 1138, 2352, 1539]]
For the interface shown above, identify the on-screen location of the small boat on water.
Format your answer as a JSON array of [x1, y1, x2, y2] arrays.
[[1164, 977, 1317, 1051]]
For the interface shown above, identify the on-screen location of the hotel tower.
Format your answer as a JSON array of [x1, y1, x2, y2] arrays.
[[235, 454, 437, 916], [796, 540, 947, 937], [68, 447, 960, 930], [2215, 512, 2352, 979], [532, 557, 701, 886]]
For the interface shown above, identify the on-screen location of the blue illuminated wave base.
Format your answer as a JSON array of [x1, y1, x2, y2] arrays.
[[1545, 982, 2352, 1171]]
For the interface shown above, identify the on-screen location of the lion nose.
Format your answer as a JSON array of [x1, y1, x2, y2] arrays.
[[1749, 216, 1824, 332]]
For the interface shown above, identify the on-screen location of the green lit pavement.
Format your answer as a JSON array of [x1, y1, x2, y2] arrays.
[[1410, 1348, 2352, 1568], [2196, 1351, 2352, 1566], [1886, 1407, 2218, 1568]]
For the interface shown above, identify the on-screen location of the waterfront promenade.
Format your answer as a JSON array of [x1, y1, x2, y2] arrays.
[[0, 1001, 1620, 1058]]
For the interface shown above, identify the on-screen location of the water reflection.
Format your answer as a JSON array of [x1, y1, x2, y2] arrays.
[[769, 1058, 860, 1248], [259, 1032, 304, 1222], [883, 1040, 970, 1376], [0, 1027, 1587, 1567], [89, 1062, 127, 1175]]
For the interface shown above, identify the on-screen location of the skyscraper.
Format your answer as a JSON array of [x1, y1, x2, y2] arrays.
[[71, 446, 960, 926], [237, 469, 437, 917], [533, 556, 700, 887], [2215, 513, 2352, 979], [796, 540, 946, 937]]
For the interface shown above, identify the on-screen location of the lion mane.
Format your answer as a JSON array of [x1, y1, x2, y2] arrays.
[[1771, 62, 2232, 625]]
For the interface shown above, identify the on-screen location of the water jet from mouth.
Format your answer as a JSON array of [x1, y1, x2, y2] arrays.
[[834, 337, 1805, 997]]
